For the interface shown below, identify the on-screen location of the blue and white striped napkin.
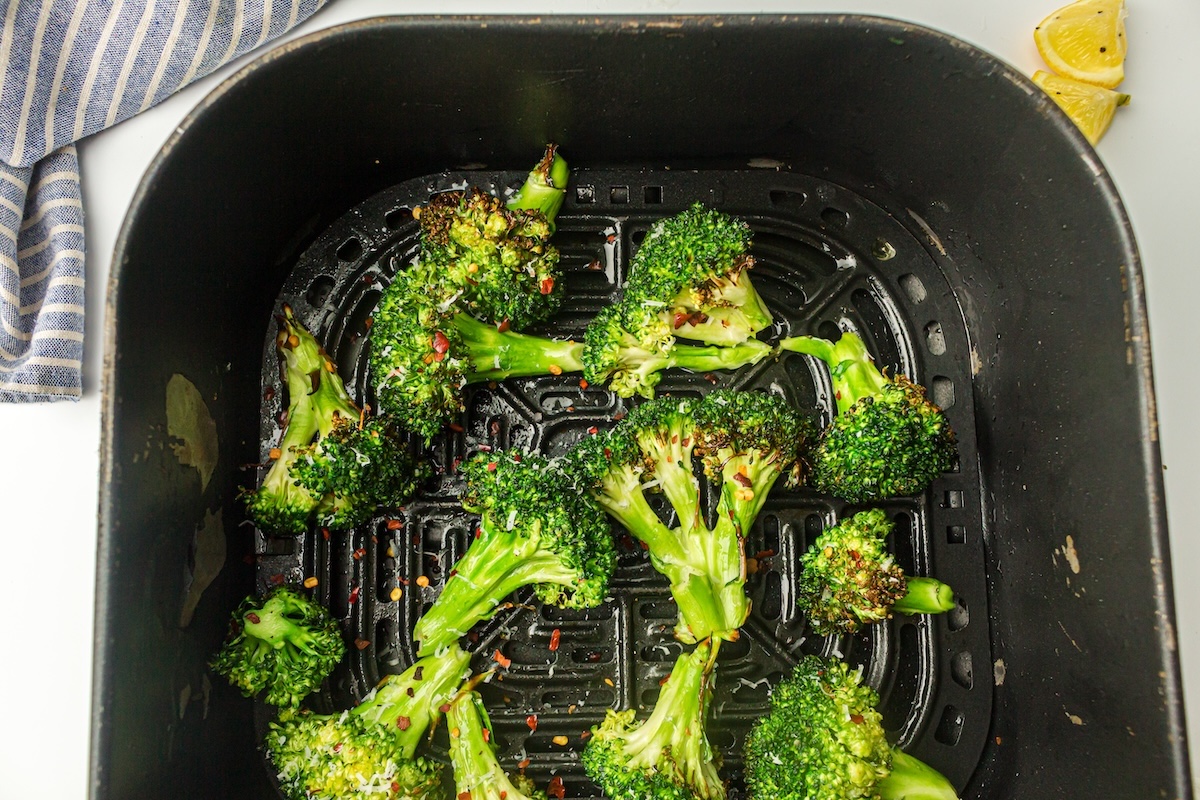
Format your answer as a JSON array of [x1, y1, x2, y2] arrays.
[[1, 0, 330, 401]]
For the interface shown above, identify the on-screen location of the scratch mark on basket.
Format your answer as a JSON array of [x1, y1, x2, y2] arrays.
[[906, 208, 947, 256], [1057, 620, 1083, 653]]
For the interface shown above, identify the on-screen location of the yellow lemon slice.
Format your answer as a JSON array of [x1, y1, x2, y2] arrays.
[[1034, 0, 1128, 88], [1032, 70, 1130, 145]]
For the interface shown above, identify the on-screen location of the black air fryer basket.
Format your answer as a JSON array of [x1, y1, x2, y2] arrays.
[[94, 15, 1189, 800]]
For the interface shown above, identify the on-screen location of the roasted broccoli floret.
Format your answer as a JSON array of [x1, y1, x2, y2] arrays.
[[622, 203, 772, 346], [266, 645, 471, 800], [582, 639, 724, 800], [779, 330, 957, 502], [243, 305, 427, 533], [744, 656, 958, 800], [447, 689, 548, 800], [210, 586, 345, 708], [796, 509, 955, 635], [563, 393, 810, 643], [505, 143, 570, 231], [412, 449, 617, 656]]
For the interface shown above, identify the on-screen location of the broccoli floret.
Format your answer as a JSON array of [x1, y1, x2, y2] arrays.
[[743, 656, 958, 800], [779, 331, 957, 502], [243, 305, 427, 533], [266, 645, 471, 800], [623, 203, 772, 346], [210, 587, 344, 708], [582, 639, 724, 800], [796, 509, 955, 635], [563, 393, 808, 644], [505, 143, 570, 231], [447, 689, 548, 800], [412, 449, 617, 655], [582, 303, 773, 400]]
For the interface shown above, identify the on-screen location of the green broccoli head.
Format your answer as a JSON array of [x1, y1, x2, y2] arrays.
[[210, 587, 344, 708], [413, 450, 617, 655], [744, 656, 959, 800], [622, 204, 771, 346], [447, 690, 549, 800], [779, 331, 957, 502], [583, 303, 673, 399], [582, 640, 725, 800]]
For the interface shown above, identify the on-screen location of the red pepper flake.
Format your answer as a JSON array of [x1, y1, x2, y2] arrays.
[[245, 612, 261, 624], [703, 373, 718, 384], [355, 638, 370, 650], [321, 527, 332, 541], [448, 422, 465, 433], [579, 378, 589, 389], [688, 311, 709, 326], [482, 727, 491, 743], [754, 549, 776, 560], [486, 461, 498, 472], [518, 759, 532, 771], [549, 628, 561, 652], [612, 411, 626, 421], [348, 586, 360, 604], [475, 527, 483, 539], [332, 742, 343, 753], [500, 793, 507, 800], [268, 573, 285, 585], [263, 387, 275, 402], [526, 715, 538, 732], [398, 576, 410, 586], [493, 649, 512, 669], [587, 426, 599, 435], [414, 666, 425, 681], [850, 713, 865, 724], [432, 331, 450, 354], [547, 776, 566, 800], [390, 781, 400, 792], [587, 259, 603, 271], [581, 730, 592, 740], [606, 233, 617, 244], [365, 318, 374, 330], [386, 519, 403, 530], [540, 277, 555, 295], [431, 350, 446, 362], [459, 792, 472, 800], [497, 319, 511, 332], [673, 311, 689, 329], [732, 472, 753, 488], [353, 547, 366, 560], [438, 702, 451, 713]]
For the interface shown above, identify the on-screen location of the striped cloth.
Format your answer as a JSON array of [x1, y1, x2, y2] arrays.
[[0, 0, 330, 401]]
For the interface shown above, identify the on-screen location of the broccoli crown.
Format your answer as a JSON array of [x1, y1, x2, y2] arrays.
[[795, 509, 907, 635], [292, 414, 431, 529], [813, 374, 957, 502], [210, 587, 344, 708], [447, 690, 549, 800], [582, 640, 724, 800], [582, 303, 672, 399], [416, 186, 561, 329], [692, 390, 814, 488], [744, 656, 891, 800]]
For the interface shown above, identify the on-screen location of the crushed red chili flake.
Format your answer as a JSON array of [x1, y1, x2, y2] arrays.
[[459, 792, 472, 800], [263, 387, 275, 402], [497, 319, 511, 332], [431, 331, 450, 354], [353, 547, 366, 560], [703, 373, 718, 384], [391, 781, 400, 792], [332, 742, 343, 753], [245, 612, 262, 624], [364, 318, 373, 330], [587, 259, 603, 271], [398, 577, 410, 586], [674, 311, 689, 329], [486, 461, 498, 472], [396, 716, 412, 730], [547, 776, 566, 800], [322, 527, 332, 540], [549, 628, 561, 652], [732, 472, 753, 488], [413, 666, 425, 680], [438, 703, 451, 713], [526, 715, 538, 731], [606, 233, 617, 244], [517, 759, 531, 771], [754, 549, 776, 560], [482, 728, 491, 743], [587, 426, 599, 435], [448, 422, 465, 433], [540, 277, 555, 295], [850, 713, 865, 724], [493, 650, 512, 668], [386, 519, 403, 530], [612, 411, 626, 421], [348, 586, 360, 604], [581, 730, 592, 740], [268, 573, 285, 585], [355, 638, 370, 650]]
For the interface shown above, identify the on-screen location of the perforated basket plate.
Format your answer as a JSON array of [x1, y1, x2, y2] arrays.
[[252, 166, 992, 797]]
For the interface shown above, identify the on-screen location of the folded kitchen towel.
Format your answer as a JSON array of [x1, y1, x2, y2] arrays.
[[0, 0, 330, 401]]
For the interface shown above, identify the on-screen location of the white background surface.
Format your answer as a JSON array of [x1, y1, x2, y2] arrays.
[[1, 1, 1196, 798]]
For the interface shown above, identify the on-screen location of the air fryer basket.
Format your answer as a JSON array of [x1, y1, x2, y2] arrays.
[[95, 15, 1189, 800]]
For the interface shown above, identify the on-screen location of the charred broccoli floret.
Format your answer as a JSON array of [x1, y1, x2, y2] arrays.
[[412, 449, 617, 656], [266, 645, 471, 800], [744, 656, 958, 800], [582, 639, 724, 800], [447, 689, 548, 800], [210, 586, 345, 708], [796, 509, 955, 635], [779, 330, 957, 502], [243, 305, 427, 533], [562, 392, 810, 643]]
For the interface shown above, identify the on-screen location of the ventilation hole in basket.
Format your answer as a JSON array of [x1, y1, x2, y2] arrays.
[[871, 237, 897, 261], [947, 525, 966, 544], [630, 228, 648, 247], [641, 686, 665, 708], [952, 651, 974, 690], [820, 207, 849, 228], [644, 186, 663, 204], [803, 513, 825, 549], [761, 514, 781, 556], [769, 189, 807, 209], [934, 704, 965, 746], [610, 185, 630, 204], [336, 237, 364, 262], [384, 207, 413, 230], [899, 273, 927, 304], [942, 490, 964, 509], [931, 375, 955, 410], [575, 185, 596, 204], [642, 642, 685, 662], [761, 572, 783, 620], [375, 615, 398, 649], [948, 597, 970, 632], [925, 321, 947, 355], [880, 622, 920, 732], [816, 319, 843, 343], [524, 733, 585, 755], [541, 689, 616, 709], [639, 600, 681, 620], [891, 512, 916, 575], [572, 647, 611, 665], [708, 729, 737, 750], [306, 275, 335, 308]]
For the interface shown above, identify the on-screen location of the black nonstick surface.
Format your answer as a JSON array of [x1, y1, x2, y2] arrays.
[[252, 167, 991, 797]]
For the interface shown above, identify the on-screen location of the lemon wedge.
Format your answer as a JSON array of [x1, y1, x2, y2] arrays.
[[1034, 0, 1128, 88], [1032, 70, 1130, 144]]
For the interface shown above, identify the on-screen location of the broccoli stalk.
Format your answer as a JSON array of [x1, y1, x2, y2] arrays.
[[447, 688, 548, 800], [266, 645, 471, 800], [582, 639, 725, 800], [744, 656, 958, 800], [505, 143, 570, 229], [797, 509, 956, 635], [412, 450, 617, 656], [779, 330, 957, 502], [210, 587, 345, 708]]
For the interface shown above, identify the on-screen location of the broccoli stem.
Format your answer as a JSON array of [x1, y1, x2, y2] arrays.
[[778, 332, 889, 415], [891, 577, 956, 616], [454, 312, 584, 381], [506, 144, 569, 228], [876, 748, 960, 800], [668, 338, 775, 373], [702, 513, 751, 636], [413, 523, 584, 655]]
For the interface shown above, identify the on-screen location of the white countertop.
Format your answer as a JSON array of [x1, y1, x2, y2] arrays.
[[2, 1, 1196, 797]]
